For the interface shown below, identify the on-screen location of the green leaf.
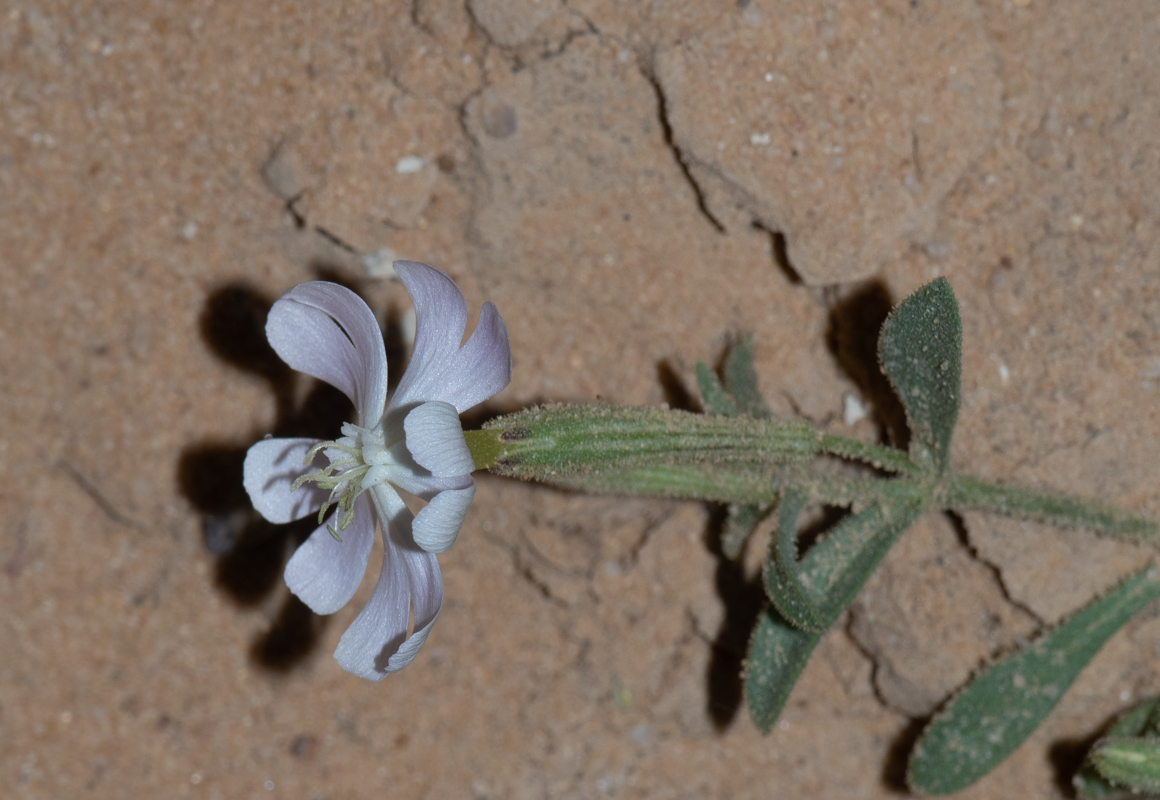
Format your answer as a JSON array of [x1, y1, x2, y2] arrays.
[[763, 488, 825, 631], [808, 500, 924, 624], [722, 502, 769, 560], [1113, 699, 1160, 739], [695, 361, 738, 417], [878, 277, 962, 472], [818, 431, 922, 476], [908, 564, 1160, 795], [745, 607, 824, 733], [723, 337, 771, 419], [765, 498, 924, 634], [1090, 737, 1160, 795], [1075, 699, 1160, 800], [746, 499, 925, 728]]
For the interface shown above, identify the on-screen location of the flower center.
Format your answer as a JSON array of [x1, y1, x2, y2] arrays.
[[291, 421, 398, 541]]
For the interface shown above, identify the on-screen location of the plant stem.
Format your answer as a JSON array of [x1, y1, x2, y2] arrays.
[[946, 474, 1158, 544]]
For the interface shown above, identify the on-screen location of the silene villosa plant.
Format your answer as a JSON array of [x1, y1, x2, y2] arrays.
[[244, 261, 1160, 796]]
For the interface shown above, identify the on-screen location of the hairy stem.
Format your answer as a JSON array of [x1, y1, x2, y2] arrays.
[[946, 474, 1158, 544]]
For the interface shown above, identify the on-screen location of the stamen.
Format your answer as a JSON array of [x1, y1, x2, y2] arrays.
[[301, 439, 360, 466], [288, 424, 388, 539]]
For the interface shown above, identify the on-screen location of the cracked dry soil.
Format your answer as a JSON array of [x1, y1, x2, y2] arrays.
[[5, 1, 1160, 798]]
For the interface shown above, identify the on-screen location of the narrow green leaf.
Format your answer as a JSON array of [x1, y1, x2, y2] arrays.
[[746, 499, 925, 728], [1076, 699, 1160, 800], [1090, 737, 1160, 794], [722, 502, 768, 560], [723, 337, 771, 419], [745, 607, 823, 733], [878, 278, 962, 472], [695, 361, 738, 417], [818, 431, 923, 476], [908, 564, 1160, 795], [763, 488, 825, 631], [809, 500, 924, 624], [1112, 699, 1160, 739]]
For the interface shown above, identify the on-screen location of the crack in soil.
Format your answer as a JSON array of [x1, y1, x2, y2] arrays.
[[842, 613, 914, 716], [479, 526, 572, 609], [841, 511, 1046, 719], [58, 459, 147, 530], [944, 509, 1047, 627], [636, 56, 726, 234]]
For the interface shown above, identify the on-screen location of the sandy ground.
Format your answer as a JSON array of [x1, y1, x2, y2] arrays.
[[4, 1, 1160, 797]]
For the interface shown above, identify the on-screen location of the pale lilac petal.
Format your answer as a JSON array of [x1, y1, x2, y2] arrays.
[[283, 494, 376, 615], [404, 401, 474, 477], [334, 485, 443, 679], [243, 438, 328, 523], [390, 262, 512, 413], [390, 470, 474, 502], [412, 483, 475, 554], [266, 282, 388, 427], [392, 261, 467, 396], [442, 301, 512, 412]]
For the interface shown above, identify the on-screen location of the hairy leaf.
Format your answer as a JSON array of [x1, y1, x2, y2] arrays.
[[908, 564, 1160, 795], [745, 608, 824, 733], [723, 337, 770, 419], [763, 488, 824, 631], [878, 278, 961, 472], [696, 361, 738, 417], [746, 499, 924, 729]]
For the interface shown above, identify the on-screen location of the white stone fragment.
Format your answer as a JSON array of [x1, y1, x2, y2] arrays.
[[395, 156, 424, 174], [361, 248, 399, 279], [843, 393, 868, 426]]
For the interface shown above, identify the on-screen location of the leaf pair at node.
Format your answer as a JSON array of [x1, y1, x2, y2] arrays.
[[476, 276, 1160, 796], [739, 279, 963, 731]]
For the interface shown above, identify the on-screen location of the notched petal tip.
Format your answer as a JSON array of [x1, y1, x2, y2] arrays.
[[266, 281, 388, 428], [389, 262, 512, 413], [448, 300, 512, 411]]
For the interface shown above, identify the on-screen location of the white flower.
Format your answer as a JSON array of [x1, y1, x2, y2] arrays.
[[242, 261, 511, 679]]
